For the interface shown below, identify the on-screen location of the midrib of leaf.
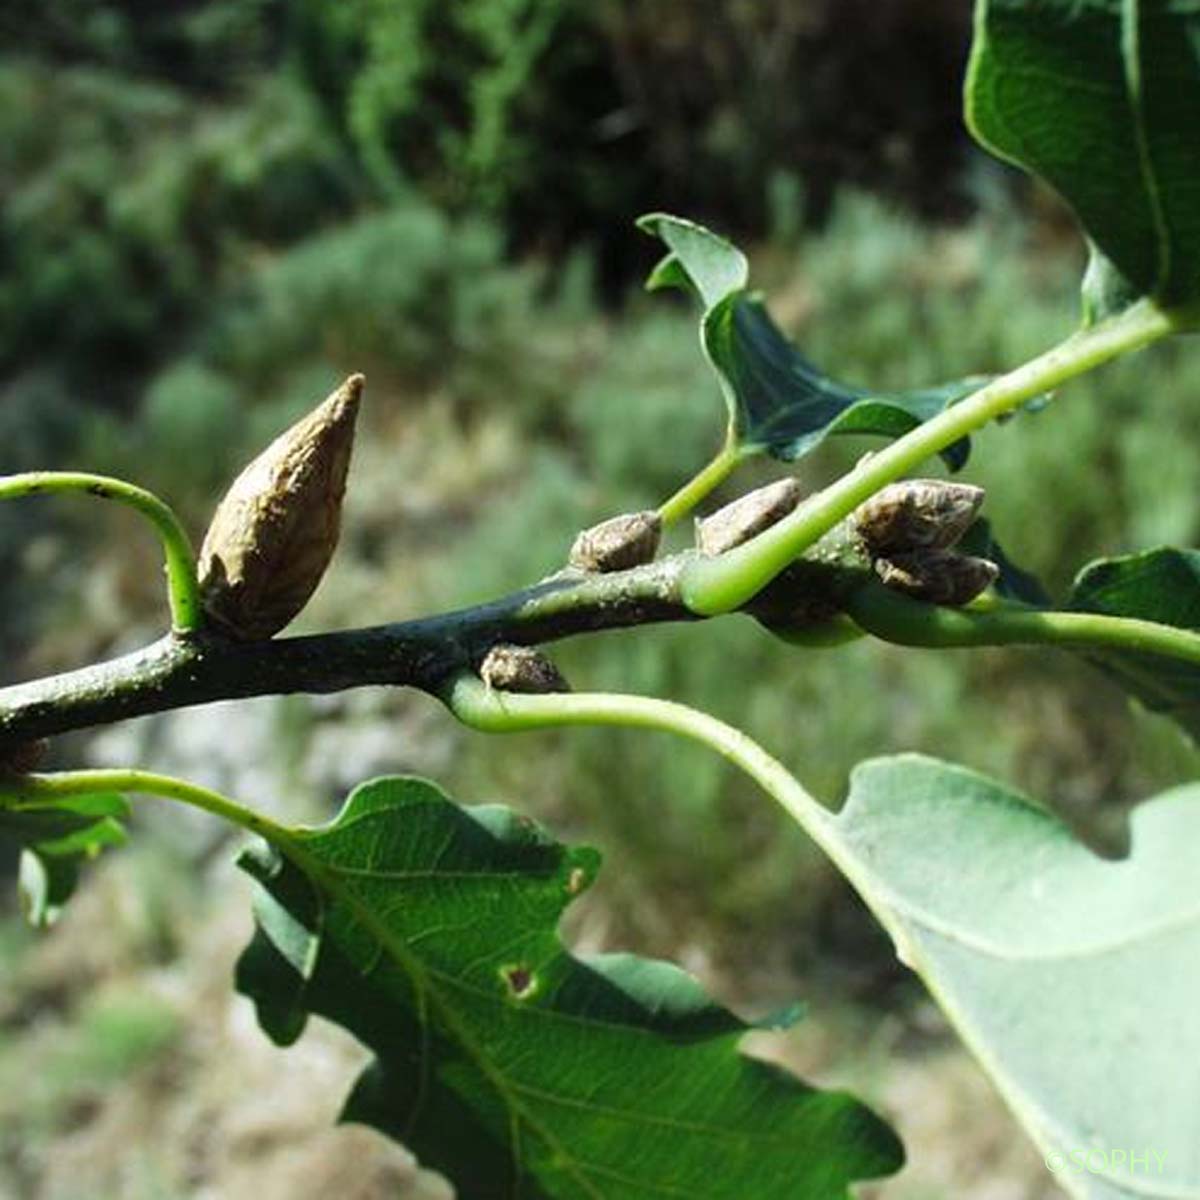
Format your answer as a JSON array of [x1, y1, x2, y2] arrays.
[[278, 831, 607, 1200], [1123, 0, 1173, 295], [344, 898, 830, 1147], [499, 1072, 843, 1150], [299, 836, 824, 1197], [827, 763, 1200, 1200], [542, 1160, 690, 1199], [911, 928, 1188, 1200]]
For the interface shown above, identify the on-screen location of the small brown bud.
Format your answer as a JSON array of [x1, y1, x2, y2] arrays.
[[568, 511, 661, 573], [854, 480, 984, 556], [0, 739, 49, 775], [198, 375, 362, 640], [695, 478, 802, 556], [875, 550, 999, 607], [480, 645, 570, 694]]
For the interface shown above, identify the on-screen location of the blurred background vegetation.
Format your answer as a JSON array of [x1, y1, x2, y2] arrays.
[[1, 2, 1196, 1196]]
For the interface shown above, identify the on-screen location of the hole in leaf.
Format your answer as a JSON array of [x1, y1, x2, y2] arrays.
[[500, 963, 537, 1000]]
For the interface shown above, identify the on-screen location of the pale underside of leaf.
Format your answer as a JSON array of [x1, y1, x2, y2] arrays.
[[824, 755, 1200, 1199]]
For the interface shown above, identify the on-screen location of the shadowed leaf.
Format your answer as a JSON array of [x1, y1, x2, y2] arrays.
[[1066, 547, 1200, 742], [966, 0, 1200, 320], [0, 792, 129, 927], [639, 213, 984, 469]]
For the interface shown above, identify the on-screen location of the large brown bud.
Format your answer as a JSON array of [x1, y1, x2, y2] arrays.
[[854, 480, 984, 557], [198, 375, 362, 640], [875, 550, 999, 607]]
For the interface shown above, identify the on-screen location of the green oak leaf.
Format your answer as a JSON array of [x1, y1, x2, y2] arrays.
[[823, 754, 1200, 1200], [236, 775, 902, 1199], [1066, 546, 1200, 742], [0, 792, 129, 927], [639, 213, 982, 470], [643, 214, 748, 307], [965, 0, 1200, 320]]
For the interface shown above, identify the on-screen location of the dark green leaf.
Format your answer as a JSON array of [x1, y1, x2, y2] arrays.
[[639, 213, 981, 469], [966, 0, 1200, 318], [706, 295, 979, 469], [825, 754, 1200, 1199], [1066, 547, 1200, 741], [0, 792, 129, 927], [236, 776, 901, 1199]]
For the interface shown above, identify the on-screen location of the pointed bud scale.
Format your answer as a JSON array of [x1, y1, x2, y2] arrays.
[[568, 511, 661, 573], [198, 375, 362, 640], [854, 480, 985, 556], [695, 477, 802, 556], [480, 645, 571, 694], [875, 550, 999, 607]]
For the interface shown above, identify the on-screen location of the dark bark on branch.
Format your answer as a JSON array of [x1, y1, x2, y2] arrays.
[[0, 546, 867, 747], [0, 558, 705, 744]]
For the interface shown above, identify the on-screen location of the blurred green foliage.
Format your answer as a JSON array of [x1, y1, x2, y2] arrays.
[[292, 0, 973, 265], [0, 0, 975, 413]]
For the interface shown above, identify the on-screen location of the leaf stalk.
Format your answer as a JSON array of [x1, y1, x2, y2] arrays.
[[0, 768, 293, 845], [845, 584, 1200, 664], [0, 472, 203, 633], [657, 437, 744, 527]]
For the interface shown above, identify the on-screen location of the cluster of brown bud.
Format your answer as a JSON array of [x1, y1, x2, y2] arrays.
[[479, 644, 570, 694], [568, 511, 661, 573], [854, 480, 997, 606], [695, 478, 802, 556], [198, 375, 362, 640]]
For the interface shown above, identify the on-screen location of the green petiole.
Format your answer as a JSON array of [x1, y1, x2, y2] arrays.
[[1, 768, 293, 847], [845, 583, 1200, 664], [657, 436, 745, 528], [441, 672, 929, 975], [0, 472, 203, 634], [444, 672, 838, 848]]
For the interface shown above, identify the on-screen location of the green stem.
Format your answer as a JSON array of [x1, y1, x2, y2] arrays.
[[680, 298, 1177, 615], [2, 768, 293, 848], [444, 674, 839, 847], [846, 583, 1200, 663], [657, 437, 744, 527], [0, 472, 203, 633]]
